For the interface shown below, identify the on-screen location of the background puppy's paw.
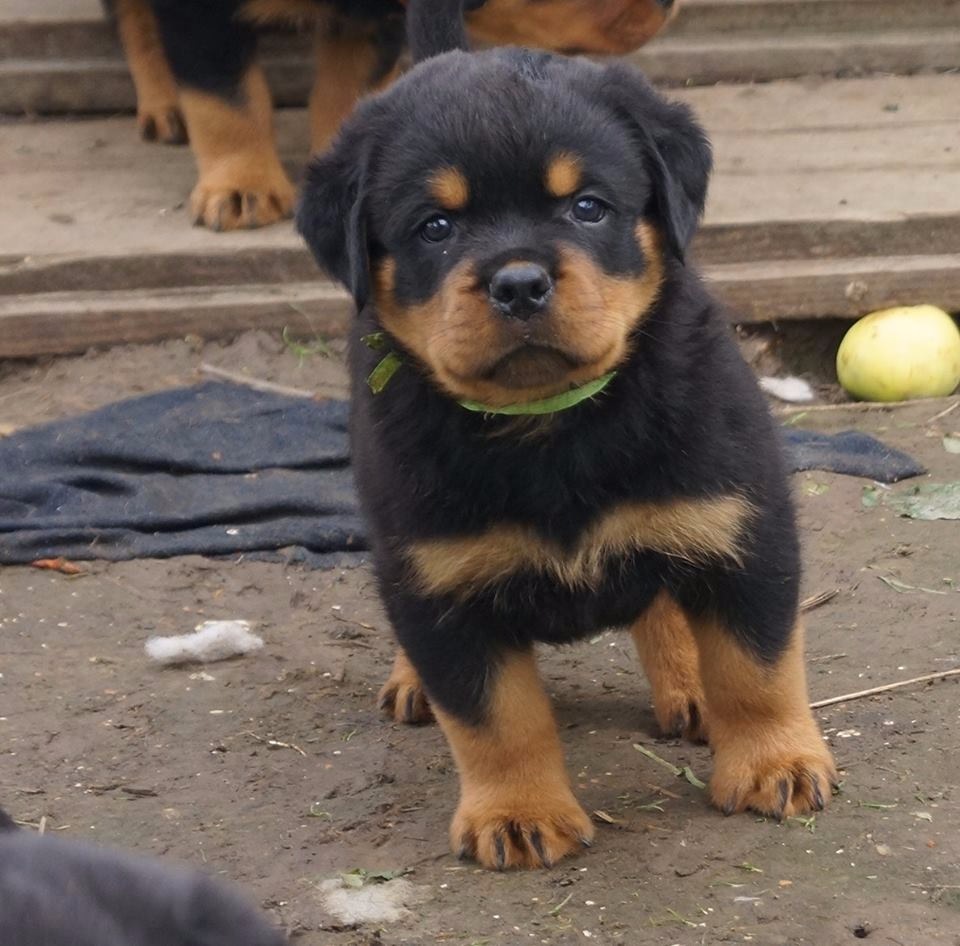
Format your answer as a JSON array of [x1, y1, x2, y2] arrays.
[[138, 103, 187, 145], [710, 729, 837, 819], [451, 793, 594, 870], [189, 164, 294, 231]]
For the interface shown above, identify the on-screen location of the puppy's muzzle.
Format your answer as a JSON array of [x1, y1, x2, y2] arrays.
[[489, 262, 554, 321]]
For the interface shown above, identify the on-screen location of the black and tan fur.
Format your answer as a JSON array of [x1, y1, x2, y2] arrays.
[[297, 48, 837, 870]]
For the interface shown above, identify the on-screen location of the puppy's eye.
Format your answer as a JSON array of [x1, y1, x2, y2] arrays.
[[420, 215, 454, 243], [571, 197, 607, 223]]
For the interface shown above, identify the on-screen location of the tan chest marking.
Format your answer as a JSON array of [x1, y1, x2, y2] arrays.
[[406, 494, 754, 599]]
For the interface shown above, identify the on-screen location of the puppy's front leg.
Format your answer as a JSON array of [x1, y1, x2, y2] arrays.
[[422, 646, 594, 869], [688, 615, 837, 818]]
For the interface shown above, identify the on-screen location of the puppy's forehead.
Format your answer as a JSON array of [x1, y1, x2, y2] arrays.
[[373, 53, 646, 211]]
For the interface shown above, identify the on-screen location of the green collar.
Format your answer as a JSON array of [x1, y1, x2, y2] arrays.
[[362, 333, 616, 416], [457, 371, 617, 415]]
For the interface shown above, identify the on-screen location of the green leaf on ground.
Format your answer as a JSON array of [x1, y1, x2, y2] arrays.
[[885, 482, 960, 520]]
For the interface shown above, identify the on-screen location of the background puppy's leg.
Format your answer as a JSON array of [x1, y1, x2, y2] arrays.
[[309, 16, 405, 154], [686, 614, 837, 819], [630, 590, 708, 742], [150, 0, 294, 230], [113, 0, 186, 143], [406, 0, 468, 61], [378, 649, 433, 724]]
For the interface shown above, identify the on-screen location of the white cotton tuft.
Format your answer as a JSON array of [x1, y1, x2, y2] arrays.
[[145, 620, 264, 665], [758, 375, 816, 403]]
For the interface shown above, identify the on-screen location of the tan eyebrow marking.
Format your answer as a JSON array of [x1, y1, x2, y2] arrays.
[[545, 152, 583, 198], [428, 167, 470, 211]]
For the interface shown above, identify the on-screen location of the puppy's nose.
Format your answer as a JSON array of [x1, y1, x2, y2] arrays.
[[656, 0, 675, 8], [489, 263, 553, 320]]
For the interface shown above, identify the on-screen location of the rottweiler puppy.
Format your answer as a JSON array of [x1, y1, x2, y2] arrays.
[[0, 808, 286, 945], [297, 48, 838, 870], [111, 0, 676, 230]]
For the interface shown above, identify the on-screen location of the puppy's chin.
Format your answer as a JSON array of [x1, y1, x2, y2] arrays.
[[437, 343, 621, 409], [482, 345, 581, 390]]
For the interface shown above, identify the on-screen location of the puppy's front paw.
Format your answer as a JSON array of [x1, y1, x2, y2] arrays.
[[189, 162, 294, 231], [451, 790, 594, 870], [378, 652, 433, 725], [710, 724, 837, 819]]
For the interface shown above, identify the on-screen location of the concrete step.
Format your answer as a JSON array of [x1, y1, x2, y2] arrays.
[[633, 28, 960, 86], [6, 252, 960, 357], [673, 0, 960, 37]]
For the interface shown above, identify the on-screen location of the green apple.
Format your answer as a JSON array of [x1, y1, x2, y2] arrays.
[[836, 305, 960, 402]]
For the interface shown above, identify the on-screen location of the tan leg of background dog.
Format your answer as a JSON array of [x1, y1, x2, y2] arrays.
[[378, 650, 433, 724], [630, 591, 708, 742], [688, 617, 837, 818], [309, 25, 403, 154], [180, 64, 295, 230], [465, 0, 676, 54], [114, 0, 187, 144], [436, 648, 594, 869]]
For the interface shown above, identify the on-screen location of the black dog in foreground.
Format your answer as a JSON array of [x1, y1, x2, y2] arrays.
[[0, 809, 285, 945], [298, 48, 837, 870]]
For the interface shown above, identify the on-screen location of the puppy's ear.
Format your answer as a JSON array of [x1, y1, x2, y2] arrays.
[[297, 128, 372, 310], [594, 65, 711, 261]]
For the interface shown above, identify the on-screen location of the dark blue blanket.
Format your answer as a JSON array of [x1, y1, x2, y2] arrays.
[[0, 383, 362, 567], [0, 383, 923, 567]]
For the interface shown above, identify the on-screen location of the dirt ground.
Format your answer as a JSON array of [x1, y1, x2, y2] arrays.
[[1, 331, 959, 945]]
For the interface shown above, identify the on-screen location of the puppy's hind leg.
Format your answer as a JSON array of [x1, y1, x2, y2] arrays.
[[378, 649, 433, 724], [630, 590, 708, 743]]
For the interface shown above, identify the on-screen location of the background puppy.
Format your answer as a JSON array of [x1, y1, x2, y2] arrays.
[[0, 807, 285, 945], [298, 48, 837, 871], [109, 0, 676, 229]]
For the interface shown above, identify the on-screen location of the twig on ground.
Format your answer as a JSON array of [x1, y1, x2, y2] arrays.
[[809, 652, 848, 663], [778, 395, 958, 415], [243, 730, 307, 756], [811, 668, 960, 709], [800, 588, 840, 612], [925, 401, 960, 425], [199, 363, 319, 399]]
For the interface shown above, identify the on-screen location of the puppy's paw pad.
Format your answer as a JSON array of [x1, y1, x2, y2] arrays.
[[378, 677, 433, 725], [452, 796, 595, 870], [190, 174, 294, 231], [138, 104, 187, 145], [711, 744, 837, 820]]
